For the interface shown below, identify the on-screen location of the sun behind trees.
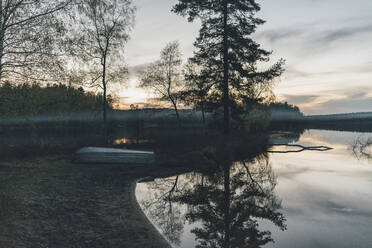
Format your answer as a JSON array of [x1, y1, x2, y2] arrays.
[[0, 0, 287, 135], [173, 0, 285, 134], [66, 0, 135, 130], [0, 0, 136, 132], [139, 41, 184, 127]]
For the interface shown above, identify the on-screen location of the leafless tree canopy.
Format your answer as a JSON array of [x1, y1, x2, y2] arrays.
[[351, 136, 372, 161], [67, 0, 135, 86], [0, 0, 72, 82], [139, 41, 184, 125], [66, 0, 135, 124]]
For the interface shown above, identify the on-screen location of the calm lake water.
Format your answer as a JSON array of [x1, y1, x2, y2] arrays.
[[136, 130, 372, 248]]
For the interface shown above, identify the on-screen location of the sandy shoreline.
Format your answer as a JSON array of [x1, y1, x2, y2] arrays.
[[128, 180, 172, 248], [0, 155, 176, 247]]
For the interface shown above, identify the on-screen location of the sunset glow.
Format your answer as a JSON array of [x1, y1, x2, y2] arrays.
[[116, 77, 150, 109]]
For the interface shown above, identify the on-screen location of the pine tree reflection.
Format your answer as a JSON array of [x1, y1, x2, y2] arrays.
[[140, 149, 286, 248], [172, 154, 286, 248]]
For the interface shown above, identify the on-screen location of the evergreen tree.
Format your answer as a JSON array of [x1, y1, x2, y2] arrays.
[[173, 0, 285, 134], [172, 156, 286, 248]]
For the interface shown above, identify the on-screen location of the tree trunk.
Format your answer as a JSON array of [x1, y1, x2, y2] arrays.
[[0, 0, 4, 82], [171, 99, 181, 127], [223, 0, 230, 135], [168, 80, 181, 127], [103, 83, 107, 124], [201, 103, 205, 124], [102, 55, 107, 135], [223, 163, 231, 248]]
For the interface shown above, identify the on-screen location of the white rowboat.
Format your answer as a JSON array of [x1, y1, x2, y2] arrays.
[[74, 147, 155, 164]]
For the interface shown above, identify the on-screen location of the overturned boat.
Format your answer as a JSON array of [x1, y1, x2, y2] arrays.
[[74, 147, 155, 164]]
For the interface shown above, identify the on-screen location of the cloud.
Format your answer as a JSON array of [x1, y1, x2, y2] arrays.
[[319, 92, 372, 114], [283, 66, 340, 80], [128, 63, 151, 76], [337, 61, 372, 74], [257, 23, 372, 47], [116, 96, 130, 101], [318, 24, 372, 44], [281, 94, 319, 105], [283, 88, 372, 114], [256, 28, 304, 43]]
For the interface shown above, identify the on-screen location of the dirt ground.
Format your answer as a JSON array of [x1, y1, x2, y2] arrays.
[[0, 155, 181, 248]]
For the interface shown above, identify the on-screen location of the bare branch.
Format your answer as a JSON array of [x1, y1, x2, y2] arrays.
[[268, 144, 333, 153]]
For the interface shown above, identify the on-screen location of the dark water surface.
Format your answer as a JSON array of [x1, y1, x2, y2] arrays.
[[136, 130, 372, 248]]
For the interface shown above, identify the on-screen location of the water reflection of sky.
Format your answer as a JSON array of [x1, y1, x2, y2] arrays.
[[269, 130, 372, 248], [136, 130, 372, 248]]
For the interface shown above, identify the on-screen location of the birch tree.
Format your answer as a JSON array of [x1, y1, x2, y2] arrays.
[[69, 0, 135, 127], [0, 0, 72, 82], [139, 41, 184, 126]]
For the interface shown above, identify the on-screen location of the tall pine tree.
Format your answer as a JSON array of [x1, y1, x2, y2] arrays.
[[173, 0, 285, 134]]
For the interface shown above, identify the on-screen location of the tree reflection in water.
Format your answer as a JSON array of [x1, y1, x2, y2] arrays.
[[141, 175, 185, 246], [140, 151, 286, 248], [351, 136, 372, 161]]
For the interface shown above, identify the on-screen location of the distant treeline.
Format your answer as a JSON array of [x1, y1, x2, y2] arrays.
[[0, 82, 113, 117], [271, 110, 372, 133], [6, 81, 371, 134], [305, 112, 372, 121], [0, 82, 305, 131], [267, 102, 303, 120]]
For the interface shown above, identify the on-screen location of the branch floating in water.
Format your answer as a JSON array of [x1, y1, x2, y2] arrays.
[[268, 144, 333, 153]]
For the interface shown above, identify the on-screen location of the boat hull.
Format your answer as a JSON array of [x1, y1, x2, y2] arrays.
[[74, 147, 155, 164]]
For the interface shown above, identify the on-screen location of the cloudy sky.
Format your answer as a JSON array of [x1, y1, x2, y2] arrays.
[[121, 0, 372, 114]]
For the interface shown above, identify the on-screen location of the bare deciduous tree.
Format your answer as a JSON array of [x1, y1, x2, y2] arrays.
[[68, 0, 135, 128], [181, 60, 213, 124], [139, 41, 184, 126], [0, 0, 72, 82]]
